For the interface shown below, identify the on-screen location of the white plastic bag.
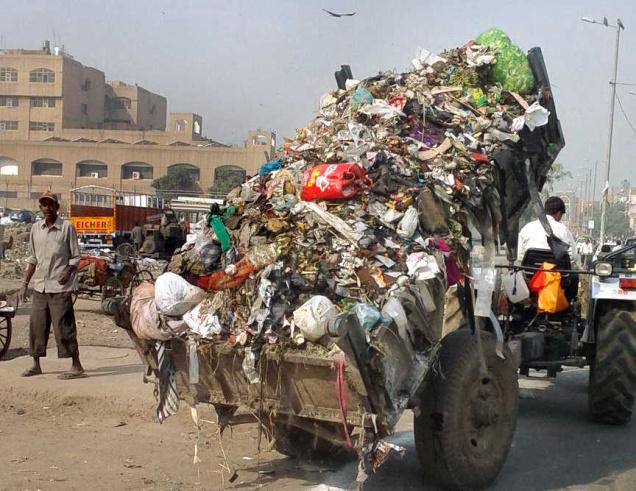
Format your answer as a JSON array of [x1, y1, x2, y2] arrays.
[[155, 272, 206, 317], [396, 206, 418, 239], [183, 298, 223, 338], [502, 270, 530, 303], [293, 296, 337, 342]]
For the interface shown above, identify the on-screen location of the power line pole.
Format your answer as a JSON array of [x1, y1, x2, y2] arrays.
[[582, 16, 625, 244]]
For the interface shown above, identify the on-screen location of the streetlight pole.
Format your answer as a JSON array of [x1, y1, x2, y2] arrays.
[[582, 16, 625, 245]]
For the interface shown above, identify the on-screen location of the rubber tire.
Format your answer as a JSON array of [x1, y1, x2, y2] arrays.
[[0, 317, 12, 359], [272, 423, 355, 462], [414, 329, 519, 490], [589, 303, 636, 425]]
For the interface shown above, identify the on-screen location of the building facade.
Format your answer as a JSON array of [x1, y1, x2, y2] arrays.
[[0, 42, 274, 210]]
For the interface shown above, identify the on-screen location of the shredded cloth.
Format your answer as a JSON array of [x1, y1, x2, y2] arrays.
[[336, 354, 353, 447], [155, 341, 179, 423]]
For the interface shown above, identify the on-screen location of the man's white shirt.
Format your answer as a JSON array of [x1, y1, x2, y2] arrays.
[[517, 215, 578, 264]]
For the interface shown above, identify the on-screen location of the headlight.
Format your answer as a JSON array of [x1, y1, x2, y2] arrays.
[[595, 262, 613, 277]]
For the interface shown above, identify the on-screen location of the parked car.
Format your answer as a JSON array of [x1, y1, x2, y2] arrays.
[[9, 210, 36, 223]]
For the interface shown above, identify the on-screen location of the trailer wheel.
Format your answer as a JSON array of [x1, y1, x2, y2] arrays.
[[589, 303, 636, 424], [414, 329, 518, 490], [272, 423, 355, 462]]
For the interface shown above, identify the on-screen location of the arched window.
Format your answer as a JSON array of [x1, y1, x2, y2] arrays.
[[121, 162, 153, 180], [29, 68, 55, 83], [0, 67, 18, 82], [0, 156, 19, 176], [168, 163, 200, 182], [76, 160, 107, 178], [32, 158, 62, 176]]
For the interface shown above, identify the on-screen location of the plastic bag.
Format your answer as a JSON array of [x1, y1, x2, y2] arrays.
[[476, 28, 535, 94], [130, 282, 172, 340], [183, 298, 223, 338], [155, 272, 206, 316], [301, 163, 372, 201], [258, 158, 282, 176], [293, 296, 337, 342], [196, 257, 257, 290], [537, 273, 569, 313], [396, 206, 418, 239], [528, 263, 551, 292], [528, 263, 569, 313], [351, 87, 373, 105], [351, 303, 382, 331], [502, 270, 530, 303]]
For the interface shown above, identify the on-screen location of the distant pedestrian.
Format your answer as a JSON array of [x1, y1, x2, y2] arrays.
[[19, 191, 85, 379], [581, 238, 594, 269], [131, 222, 144, 252]]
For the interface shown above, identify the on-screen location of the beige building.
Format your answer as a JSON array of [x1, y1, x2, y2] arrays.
[[0, 42, 274, 210]]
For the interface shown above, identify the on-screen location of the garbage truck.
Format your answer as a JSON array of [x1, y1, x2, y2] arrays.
[[104, 35, 564, 490]]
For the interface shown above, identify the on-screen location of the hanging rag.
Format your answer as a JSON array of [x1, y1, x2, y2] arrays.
[[155, 340, 179, 423]]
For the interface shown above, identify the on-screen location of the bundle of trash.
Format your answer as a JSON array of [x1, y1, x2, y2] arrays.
[[123, 28, 559, 375]]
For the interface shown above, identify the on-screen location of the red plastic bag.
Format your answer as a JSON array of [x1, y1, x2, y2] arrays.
[[528, 262, 552, 293], [301, 163, 372, 201], [196, 258, 256, 290]]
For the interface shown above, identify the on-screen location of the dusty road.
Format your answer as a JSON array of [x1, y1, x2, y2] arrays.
[[2, 294, 636, 490]]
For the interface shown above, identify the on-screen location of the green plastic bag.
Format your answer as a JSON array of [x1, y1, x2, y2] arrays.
[[205, 213, 232, 252], [476, 28, 535, 94]]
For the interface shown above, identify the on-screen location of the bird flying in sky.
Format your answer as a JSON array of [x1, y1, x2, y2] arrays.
[[322, 9, 356, 18]]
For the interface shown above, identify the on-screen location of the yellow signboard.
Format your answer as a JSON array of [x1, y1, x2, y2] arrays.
[[70, 216, 115, 234]]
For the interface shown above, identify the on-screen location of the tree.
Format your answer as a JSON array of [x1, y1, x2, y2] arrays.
[[209, 166, 246, 196], [593, 202, 631, 240], [152, 166, 198, 198]]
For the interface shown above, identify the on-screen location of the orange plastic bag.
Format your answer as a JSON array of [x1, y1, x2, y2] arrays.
[[535, 263, 569, 313]]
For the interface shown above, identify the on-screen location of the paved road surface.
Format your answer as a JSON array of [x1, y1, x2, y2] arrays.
[[2, 348, 635, 490]]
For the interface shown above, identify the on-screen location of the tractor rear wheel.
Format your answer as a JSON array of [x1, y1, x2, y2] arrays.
[[589, 303, 636, 425]]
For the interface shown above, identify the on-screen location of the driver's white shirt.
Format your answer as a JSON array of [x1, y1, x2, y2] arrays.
[[517, 215, 578, 264]]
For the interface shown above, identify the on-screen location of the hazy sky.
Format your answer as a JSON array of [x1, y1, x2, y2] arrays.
[[2, 0, 635, 196]]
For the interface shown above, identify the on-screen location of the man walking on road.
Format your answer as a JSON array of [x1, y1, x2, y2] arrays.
[[20, 191, 85, 379]]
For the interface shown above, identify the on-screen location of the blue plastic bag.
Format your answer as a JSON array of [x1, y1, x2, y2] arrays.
[[258, 158, 282, 176]]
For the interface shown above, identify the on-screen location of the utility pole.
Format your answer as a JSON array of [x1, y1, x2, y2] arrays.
[[582, 16, 625, 245]]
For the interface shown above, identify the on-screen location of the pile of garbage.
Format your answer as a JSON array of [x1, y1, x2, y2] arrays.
[[125, 29, 555, 371], [0, 223, 32, 279]]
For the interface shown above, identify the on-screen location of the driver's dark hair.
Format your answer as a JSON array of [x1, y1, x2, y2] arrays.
[[545, 196, 566, 216]]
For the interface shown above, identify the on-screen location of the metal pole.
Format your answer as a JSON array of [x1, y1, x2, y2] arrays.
[[592, 160, 598, 230], [599, 23, 622, 245]]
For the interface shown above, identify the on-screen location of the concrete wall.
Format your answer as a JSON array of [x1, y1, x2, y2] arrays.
[[61, 57, 106, 129], [136, 86, 166, 131], [0, 135, 273, 210], [105, 82, 167, 131], [0, 51, 63, 140]]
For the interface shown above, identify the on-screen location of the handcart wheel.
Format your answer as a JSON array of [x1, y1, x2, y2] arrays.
[[0, 316, 12, 359]]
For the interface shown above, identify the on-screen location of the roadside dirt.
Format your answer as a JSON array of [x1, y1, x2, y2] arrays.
[[0, 294, 363, 491]]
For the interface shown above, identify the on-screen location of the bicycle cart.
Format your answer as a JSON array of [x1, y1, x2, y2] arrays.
[[0, 298, 16, 359]]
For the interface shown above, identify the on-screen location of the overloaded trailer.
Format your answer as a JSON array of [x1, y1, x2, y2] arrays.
[[107, 33, 565, 490]]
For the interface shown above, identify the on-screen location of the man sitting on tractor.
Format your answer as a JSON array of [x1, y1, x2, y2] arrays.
[[517, 196, 579, 301]]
